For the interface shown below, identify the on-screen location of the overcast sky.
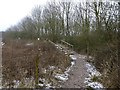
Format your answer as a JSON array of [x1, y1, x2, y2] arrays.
[[0, 0, 112, 31], [0, 0, 49, 31]]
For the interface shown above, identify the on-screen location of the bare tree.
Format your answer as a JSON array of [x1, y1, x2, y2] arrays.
[[31, 6, 42, 39], [59, 1, 73, 36]]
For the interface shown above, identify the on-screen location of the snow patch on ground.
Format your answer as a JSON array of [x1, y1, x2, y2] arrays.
[[85, 62, 104, 89], [38, 78, 55, 88]]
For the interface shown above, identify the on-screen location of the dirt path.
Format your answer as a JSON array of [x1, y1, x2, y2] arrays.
[[56, 44, 88, 88], [61, 54, 88, 88]]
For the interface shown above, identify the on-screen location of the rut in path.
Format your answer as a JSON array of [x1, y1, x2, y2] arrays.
[[56, 44, 88, 88]]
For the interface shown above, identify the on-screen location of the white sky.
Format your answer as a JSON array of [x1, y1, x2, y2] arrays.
[[0, 0, 83, 31], [0, 0, 112, 31], [0, 0, 48, 31]]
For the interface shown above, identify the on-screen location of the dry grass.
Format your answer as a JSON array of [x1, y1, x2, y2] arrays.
[[2, 39, 70, 88], [94, 43, 119, 88]]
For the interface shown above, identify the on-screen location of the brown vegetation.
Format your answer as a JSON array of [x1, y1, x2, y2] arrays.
[[2, 39, 70, 88], [93, 42, 119, 88]]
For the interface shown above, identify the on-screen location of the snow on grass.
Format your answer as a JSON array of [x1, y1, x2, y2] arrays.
[[85, 62, 104, 89], [38, 83, 44, 87], [1, 42, 5, 46], [54, 54, 76, 81], [49, 66, 55, 70], [54, 44, 76, 81], [64, 61, 75, 75], [70, 55, 77, 60], [12, 77, 54, 88], [54, 60, 75, 81], [42, 68, 47, 74], [87, 82, 103, 89], [71, 61, 75, 66], [53, 44, 77, 82], [54, 74, 68, 81], [4, 77, 35, 88], [37, 38, 40, 41], [55, 44, 63, 50], [25, 43, 34, 46], [45, 83, 55, 89], [38, 78, 55, 88], [13, 80, 20, 88], [85, 62, 101, 77], [79, 55, 86, 59]]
